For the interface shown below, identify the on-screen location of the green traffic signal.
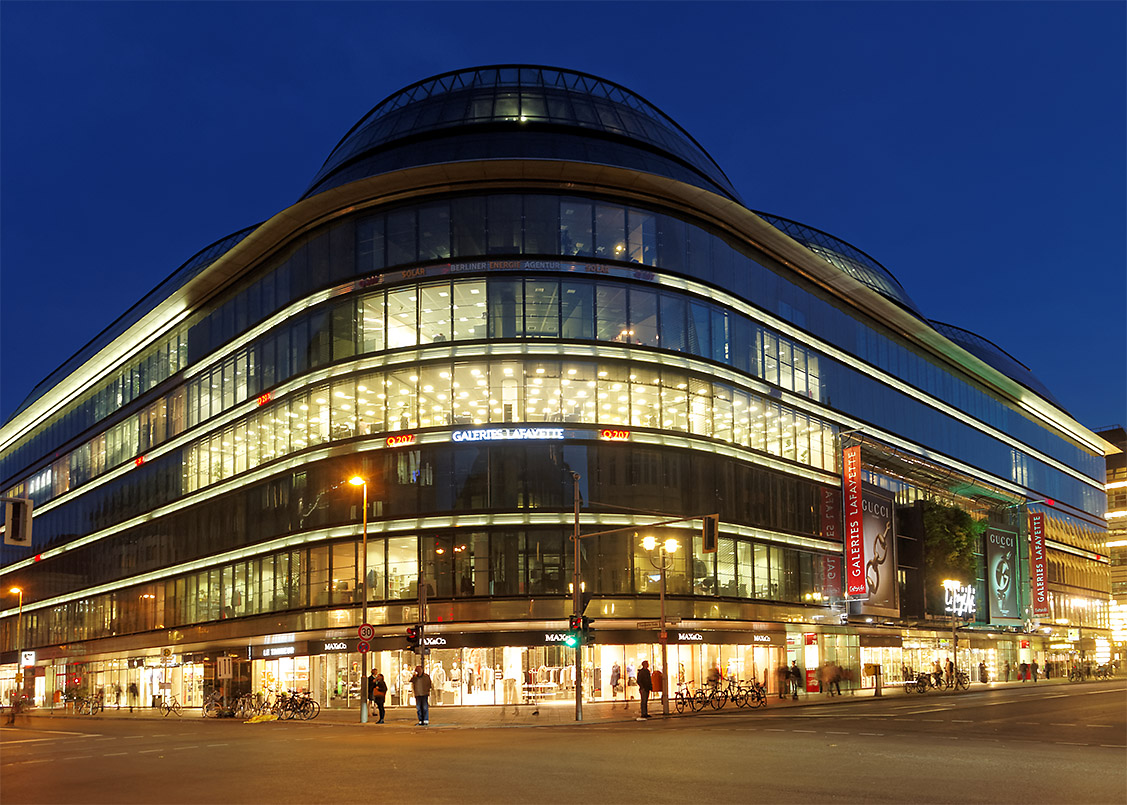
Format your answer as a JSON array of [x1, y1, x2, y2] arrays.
[[563, 630, 580, 648]]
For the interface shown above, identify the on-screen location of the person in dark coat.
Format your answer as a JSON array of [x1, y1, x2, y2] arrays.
[[372, 673, 388, 723], [637, 661, 653, 719]]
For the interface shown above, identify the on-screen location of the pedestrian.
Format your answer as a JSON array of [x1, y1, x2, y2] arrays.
[[127, 681, 138, 712], [410, 665, 432, 726], [637, 660, 652, 719], [1004, 660, 1011, 682], [1020, 661, 1029, 682], [1031, 660, 1039, 683], [830, 663, 842, 696], [945, 659, 954, 686], [367, 669, 378, 715], [373, 673, 387, 723], [776, 665, 788, 699], [650, 666, 664, 710], [978, 661, 988, 684], [114, 683, 122, 709], [789, 660, 802, 700]]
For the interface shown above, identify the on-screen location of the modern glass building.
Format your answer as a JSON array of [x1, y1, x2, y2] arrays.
[[1, 66, 1113, 711]]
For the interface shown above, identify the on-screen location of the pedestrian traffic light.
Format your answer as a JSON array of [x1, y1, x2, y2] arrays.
[[581, 615, 595, 644], [3, 498, 33, 547], [563, 629, 581, 648], [568, 614, 582, 631], [406, 625, 419, 652], [702, 514, 719, 553]]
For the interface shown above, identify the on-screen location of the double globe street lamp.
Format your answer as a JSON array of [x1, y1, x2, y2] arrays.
[[348, 476, 370, 724], [641, 535, 679, 715]]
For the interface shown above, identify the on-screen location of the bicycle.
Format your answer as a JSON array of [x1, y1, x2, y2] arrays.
[[76, 696, 104, 715], [953, 670, 970, 691], [158, 694, 183, 717], [1068, 666, 1084, 683]]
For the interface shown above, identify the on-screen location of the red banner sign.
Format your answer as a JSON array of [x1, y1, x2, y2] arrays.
[[843, 444, 865, 597], [1029, 512, 1049, 617]]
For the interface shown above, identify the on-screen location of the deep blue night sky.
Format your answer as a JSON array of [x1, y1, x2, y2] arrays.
[[2, 2, 1124, 435]]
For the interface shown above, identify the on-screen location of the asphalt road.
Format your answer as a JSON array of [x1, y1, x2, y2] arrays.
[[3, 680, 1124, 804]]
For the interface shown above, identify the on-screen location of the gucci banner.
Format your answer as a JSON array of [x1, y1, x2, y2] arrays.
[[855, 483, 898, 616], [986, 526, 1019, 622]]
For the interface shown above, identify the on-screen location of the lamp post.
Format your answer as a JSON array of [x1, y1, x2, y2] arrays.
[[642, 535, 679, 715], [9, 587, 23, 699], [348, 476, 369, 724], [943, 579, 964, 677]]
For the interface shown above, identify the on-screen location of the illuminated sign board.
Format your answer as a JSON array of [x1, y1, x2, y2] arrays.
[[842, 445, 865, 598], [257, 392, 272, 407], [599, 429, 630, 441], [20, 651, 35, 666], [386, 434, 417, 447], [1029, 512, 1049, 617], [944, 584, 977, 618], [453, 427, 563, 442]]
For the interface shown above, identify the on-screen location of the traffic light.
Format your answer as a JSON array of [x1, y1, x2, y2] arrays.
[[406, 625, 419, 652], [581, 615, 595, 644], [702, 514, 719, 554], [3, 498, 33, 547]]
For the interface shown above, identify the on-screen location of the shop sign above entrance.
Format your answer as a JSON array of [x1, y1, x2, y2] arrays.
[[453, 427, 564, 442], [20, 651, 35, 666], [944, 583, 976, 617]]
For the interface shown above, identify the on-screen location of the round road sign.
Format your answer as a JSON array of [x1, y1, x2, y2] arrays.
[[358, 623, 375, 641], [357, 640, 371, 654]]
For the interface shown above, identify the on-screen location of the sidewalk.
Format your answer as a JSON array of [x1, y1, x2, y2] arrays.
[[15, 676, 1085, 730]]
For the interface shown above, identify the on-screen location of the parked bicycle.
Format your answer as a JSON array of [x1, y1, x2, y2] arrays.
[[158, 694, 183, 717], [202, 690, 225, 718], [76, 696, 104, 715], [271, 690, 319, 720]]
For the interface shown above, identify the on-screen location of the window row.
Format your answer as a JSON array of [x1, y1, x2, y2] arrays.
[[13, 448, 839, 603], [182, 357, 838, 493], [7, 192, 1098, 498], [3, 529, 838, 652]]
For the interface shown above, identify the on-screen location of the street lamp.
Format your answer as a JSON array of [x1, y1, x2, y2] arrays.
[[943, 579, 965, 677], [348, 476, 370, 724], [642, 535, 679, 715], [9, 587, 22, 654]]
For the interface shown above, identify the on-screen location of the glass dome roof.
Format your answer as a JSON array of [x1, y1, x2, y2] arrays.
[[929, 321, 1065, 410], [754, 212, 924, 318], [302, 65, 742, 203]]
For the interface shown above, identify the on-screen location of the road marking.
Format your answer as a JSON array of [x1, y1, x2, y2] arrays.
[[764, 728, 786, 732], [1056, 741, 1087, 746], [103, 752, 128, 757], [825, 731, 850, 735], [1050, 723, 1076, 727], [1016, 722, 1039, 725], [206, 743, 229, 747], [174, 745, 199, 750], [792, 729, 816, 733], [138, 749, 163, 754], [1086, 724, 1113, 728], [1044, 694, 1069, 699], [858, 732, 884, 736], [62, 756, 93, 761], [920, 719, 944, 722], [1100, 745, 1126, 748], [951, 719, 973, 723]]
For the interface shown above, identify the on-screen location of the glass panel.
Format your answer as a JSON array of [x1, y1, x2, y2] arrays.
[[357, 373, 384, 436], [387, 537, 419, 600], [524, 280, 560, 337], [452, 280, 487, 340], [560, 199, 592, 256], [594, 204, 626, 260], [596, 283, 628, 342], [561, 282, 593, 340], [387, 287, 418, 348], [420, 282, 452, 344], [629, 288, 658, 347], [487, 195, 522, 254], [418, 203, 451, 260]]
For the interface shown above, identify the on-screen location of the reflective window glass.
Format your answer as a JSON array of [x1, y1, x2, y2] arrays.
[[419, 283, 451, 344]]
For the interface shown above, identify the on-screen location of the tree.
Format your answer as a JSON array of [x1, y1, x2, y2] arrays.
[[920, 500, 982, 613]]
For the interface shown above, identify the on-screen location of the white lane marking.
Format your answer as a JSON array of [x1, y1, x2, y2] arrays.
[[1050, 723, 1076, 727], [920, 719, 944, 722], [138, 749, 163, 754], [1016, 722, 1039, 725], [1100, 744, 1126, 748], [2, 728, 95, 737], [11, 759, 50, 765], [792, 729, 816, 733], [1044, 694, 1069, 699], [62, 756, 93, 761], [174, 745, 198, 750], [858, 732, 884, 736], [951, 719, 973, 723], [1056, 741, 1088, 746], [206, 743, 229, 747], [103, 752, 128, 757], [0, 737, 65, 745], [1086, 724, 1113, 728], [764, 728, 786, 732], [824, 731, 850, 735]]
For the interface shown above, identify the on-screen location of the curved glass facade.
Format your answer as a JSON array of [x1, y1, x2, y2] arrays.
[[1, 65, 1110, 711]]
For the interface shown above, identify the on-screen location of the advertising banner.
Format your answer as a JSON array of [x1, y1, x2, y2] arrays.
[[855, 484, 898, 617], [1029, 512, 1049, 617], [843, 444, 865, 598], [986, 526, 1020, 622], [822, 555, 842, 600]]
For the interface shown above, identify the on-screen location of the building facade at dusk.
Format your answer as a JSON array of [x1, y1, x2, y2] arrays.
[[1, 66, 1114, 710]]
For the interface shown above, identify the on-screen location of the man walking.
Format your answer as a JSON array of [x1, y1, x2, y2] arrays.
[[637, 660, 652, 719], [372, 673, 387, 723], [411, 665, 432, 726]]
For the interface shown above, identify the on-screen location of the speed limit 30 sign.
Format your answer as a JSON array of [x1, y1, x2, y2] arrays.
[[358, 623, 375, 641]]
